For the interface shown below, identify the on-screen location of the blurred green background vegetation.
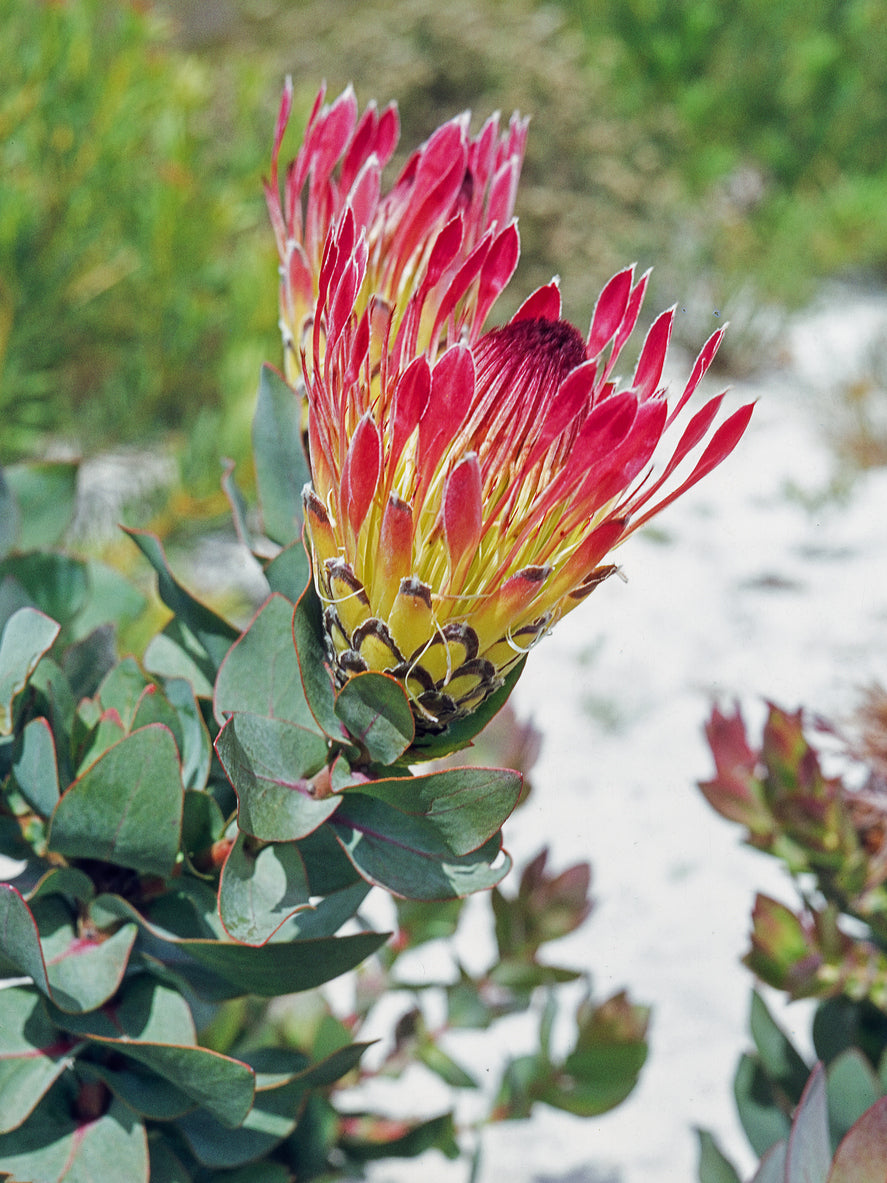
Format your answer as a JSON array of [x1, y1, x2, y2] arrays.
[[3, 0, 887, 482]]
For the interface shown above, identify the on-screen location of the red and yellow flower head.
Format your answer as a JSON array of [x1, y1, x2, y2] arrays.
[[267, 83, 754, 734]]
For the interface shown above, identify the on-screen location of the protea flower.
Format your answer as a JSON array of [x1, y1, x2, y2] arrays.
[[266, 78, 527, 391], [267, 84, 754, 735]]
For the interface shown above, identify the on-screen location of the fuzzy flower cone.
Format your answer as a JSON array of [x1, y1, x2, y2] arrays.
[[267, 84, 754, 735]]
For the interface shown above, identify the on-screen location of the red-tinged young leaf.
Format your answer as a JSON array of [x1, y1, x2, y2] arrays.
[[0, 1091, 149, 1183], [0, 607, 60, 735], [744, 895, 819, 994], [49, 724, 184, 879], [219, 832, 312, 946], [215, 712, 335, 843], [339, 1111, 459, 1162], [214, 594, 321, 733], [829, 1096, 887, 1183]]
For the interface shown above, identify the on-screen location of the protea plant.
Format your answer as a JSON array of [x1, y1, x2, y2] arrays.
[[266, 83, 754, 735]]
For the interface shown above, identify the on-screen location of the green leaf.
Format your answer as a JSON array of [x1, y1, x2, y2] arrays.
[[125, 528, 238, 671], [297, 825, 364, 895], [264, 540, 310, 602], [408, 656, 527, 761], [0, 887, 137, 1014], [270, 879, 370, 942], [176, 1074, 305, 1169], [750, 990, 810, 1105], [289, 1041, 372, 1089], [827, 1049, 883, 1148], [213, 593, 319, 731], [97, 656, 151, 729], [0, 606, 60, 734], [79, 1059, 196, 1122], [49, 724, 184, 878], [26, 867, 95, 905], [0, 468, 20, 559], [735, 1052, 793, 1157], [62, 624, 117, 700], [12, 716, 60, 815], [334, 671, 415, 763], [48, 975, 196, 1045], [204, 1164, 290, 1183], [181, 789, 226, 863], [144, 618, 215, 698], [541, 1041, 648, 1117], [292, 582, 356, 754], [216, 712, 335, 841], [786, 1063, 830, 1183], [148, 1139, 194, 1183], [71, 560, 146, 642], [252, 363, 309, 546], [0, 553, 88, 627], [350, 765, 522, 855], [418, 1042, 479, 1089], [3, 462, 78, 550], [0, 1089, 148, 1183], [164, 677, 212, 791], [48, 978, 254, 1128], [182, 931, 389, 997], [0, 987, 81, 1135], [220, 458, 252, 550], [829, 1096, 887, 1183], [219, 831, 312, 945], [697, 1129, 743, 1183], [332, 811, 511, 899]]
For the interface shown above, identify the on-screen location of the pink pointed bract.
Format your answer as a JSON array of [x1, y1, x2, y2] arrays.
[[267, 82, 754, 733]]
